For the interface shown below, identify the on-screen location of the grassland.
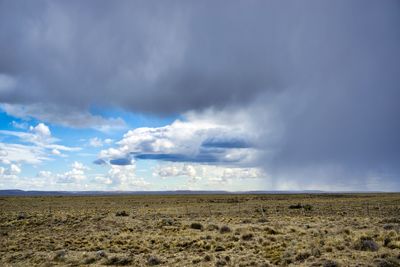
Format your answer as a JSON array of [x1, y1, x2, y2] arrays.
[[1, 193, 400, 266]]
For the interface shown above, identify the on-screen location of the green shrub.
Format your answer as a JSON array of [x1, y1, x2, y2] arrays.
[[190, 222, 204, 230]]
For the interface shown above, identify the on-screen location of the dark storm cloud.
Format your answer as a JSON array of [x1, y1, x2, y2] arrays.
[[1, 0, 400, 188], [0, 0, 289, 113], [201, 138, 251, 149], [109, 158, 133, 166]]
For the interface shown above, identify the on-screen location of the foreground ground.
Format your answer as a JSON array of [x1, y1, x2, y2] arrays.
[[0, 193, 400, 266]]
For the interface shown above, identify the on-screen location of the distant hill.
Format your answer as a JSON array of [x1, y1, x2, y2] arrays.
[[0, 189, 342, 196]]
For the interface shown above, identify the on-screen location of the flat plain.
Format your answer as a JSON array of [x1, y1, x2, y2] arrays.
[[1, 193, 400, 266]]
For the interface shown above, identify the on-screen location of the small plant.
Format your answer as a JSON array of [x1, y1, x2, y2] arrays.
[[96, 250, 107, 258], [105, 256, 132, 266], [288, 203, 313, 211], [204, 255, 212, 261], [17, 212, 27, 220], [242, 233, 254, 241], [354, 236, 379, 251], [190, 222, 204, 230], [289, 203, 302, 209], [220, 225, 231, 234], [215, 259, 227, 266], [374, 257, 400, 267], [295, 250, 311, 262], [322, 260, 340, 267], [303, 204, 313, 211], [264, 226, 278, 235], [215, 245, 225, 251], [53, 250, 66, 261], [147, 255, 161, 265], [160, 218, 174, 226], [115, 211, 129, 217], [192, 258, 202, 264], [83, 257, 96, 264]]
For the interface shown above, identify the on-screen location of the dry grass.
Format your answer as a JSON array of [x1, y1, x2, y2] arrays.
[[0, 193, 400, 266]]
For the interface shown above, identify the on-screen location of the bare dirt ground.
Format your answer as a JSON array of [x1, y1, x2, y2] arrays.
[[1, 194, 400, 266]]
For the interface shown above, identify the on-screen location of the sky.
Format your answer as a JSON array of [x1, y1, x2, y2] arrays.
[[0, 0, 399, 191]]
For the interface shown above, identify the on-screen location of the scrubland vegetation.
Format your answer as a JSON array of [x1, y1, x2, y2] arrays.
[[1, 194, 400, 266]]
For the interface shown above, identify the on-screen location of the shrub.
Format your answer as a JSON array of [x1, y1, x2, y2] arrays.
[[160, 218, 174, 226], [147, 255, 161, 265], [264, 226, 278, 235], [215, 245, 225, 252], [303, 204, 313, 211], [242, 233, 254, 241], [105, 256, 132, 266], [83, 257, 96, 264], [216, 259, 227, 266], [192, 258, 202, 264], [96, 250, 107, 258], [220, 225, 231, 234], [53, 250, 66, 261], [289, 203, 302, 209], [322, 260, 340, 267], [204, 255, 212, 262], [374, 257, 400, 267], [115, 211, 129, 217], [295, 251, 311, 262], [190, 222, 204, 230], [384, 237, 392, 247], [354, 237, 379, 251], [17, 212, 27, 220]]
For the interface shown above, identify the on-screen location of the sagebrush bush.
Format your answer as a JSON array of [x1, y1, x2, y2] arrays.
[[220, 225, 231, 234], [105, 256, 132, 266], [242, 233, 254, 241], [289, 203, 302, 209], [303, 204, 313, 211], [147, 255, 161, 265], [190, 222, 203, 230], [323, 260, 340, 267], [115, 211, 129, 217], [354, 236, 379, 251]]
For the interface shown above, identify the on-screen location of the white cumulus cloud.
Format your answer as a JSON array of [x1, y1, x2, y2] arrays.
[[57, 161, 88, 184], [98, 110, 260, 167]]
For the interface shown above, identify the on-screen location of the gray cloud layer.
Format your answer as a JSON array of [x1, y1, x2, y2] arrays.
[[1, 0, 399, 189]]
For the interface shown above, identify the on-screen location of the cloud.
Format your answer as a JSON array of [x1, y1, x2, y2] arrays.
[[7, 164, 21, 175], [154, 163, 265, 184], [30, 123, 50, 137], [51, 149, 61, 155], [0, 123, 56, 146], [0, 123, 80, 165], [0, 1, 399, 189], [97, 111, 259, 166], [0, 74, 16, 93], [5, 1, 398, 115], [89, 137, 103, 147], [95, 164, 150, 189], [0, 143, 48, 165], [88, 137, 114, 148], [1, 103, 126, 131], [0, 123, 80, 153], [0, 163, 21, 180], [57, 161, 88, 183], [37, 170, 52, 179], [11, 120, 29, 130]]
